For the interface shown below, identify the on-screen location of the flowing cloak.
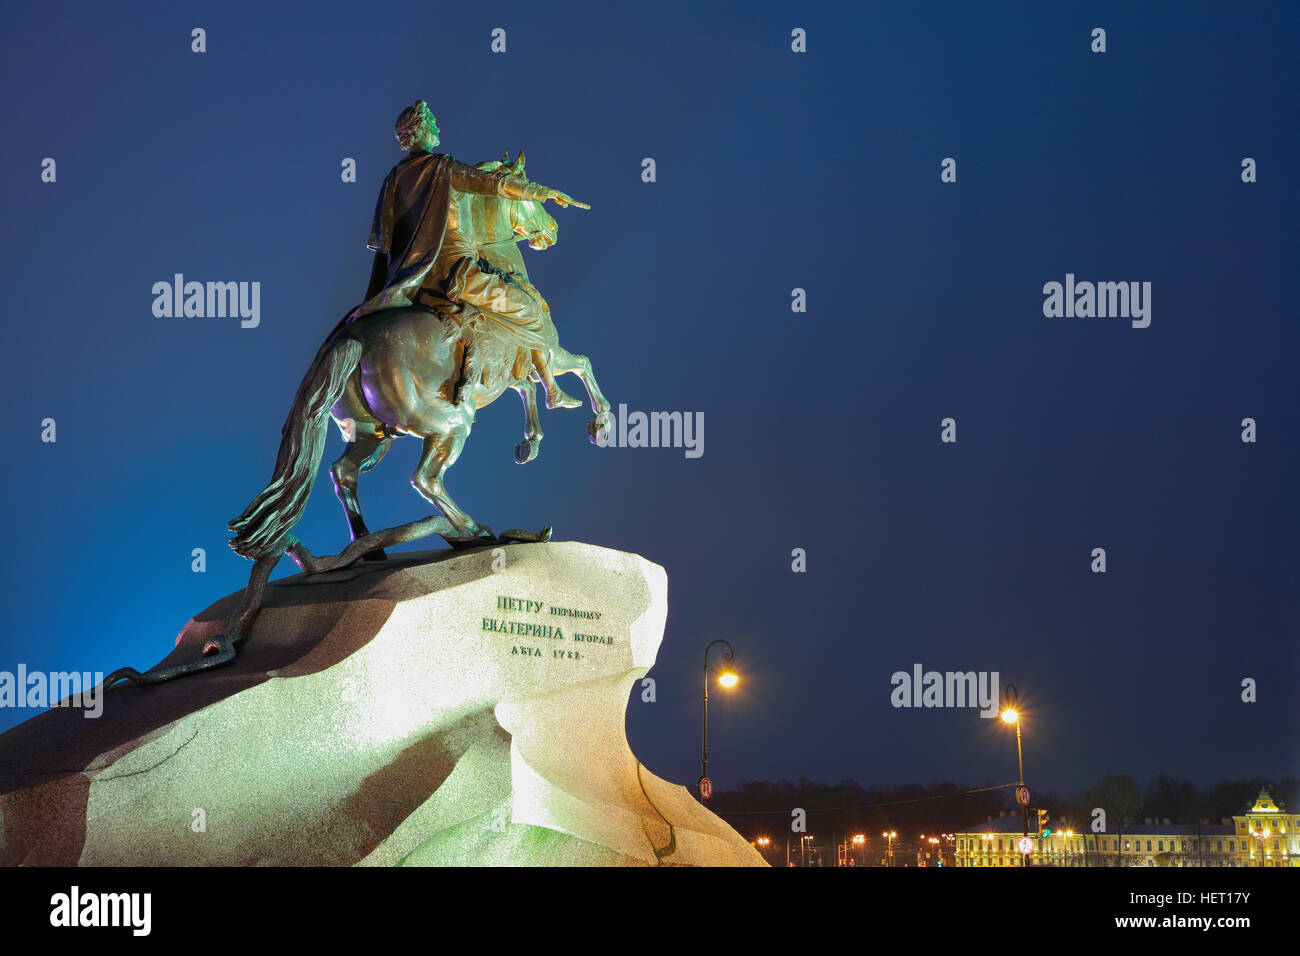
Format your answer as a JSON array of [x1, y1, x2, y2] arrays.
[[344, 151, 457, 324], [340, 152, 556, 353]]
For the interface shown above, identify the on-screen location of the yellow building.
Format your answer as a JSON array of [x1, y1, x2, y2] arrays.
[[954, 789, 1297, 867]]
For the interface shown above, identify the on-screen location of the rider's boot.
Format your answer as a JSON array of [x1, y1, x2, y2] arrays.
[[534, 351, 583, 409]]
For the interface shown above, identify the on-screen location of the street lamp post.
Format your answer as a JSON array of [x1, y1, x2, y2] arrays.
[[1249, 827, 1270, 867], [1000, 686, 1028, 868], [700, 639, 737, 800]]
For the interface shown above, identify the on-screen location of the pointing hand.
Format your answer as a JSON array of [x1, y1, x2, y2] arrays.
[[548, 189, 590, 210]]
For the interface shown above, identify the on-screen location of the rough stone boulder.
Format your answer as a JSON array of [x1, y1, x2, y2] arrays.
[[0, 541, 764, 867]]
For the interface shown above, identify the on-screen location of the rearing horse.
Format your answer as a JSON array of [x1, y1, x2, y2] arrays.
[[102, 155, 610, 688], [230, 152, 610, 559]]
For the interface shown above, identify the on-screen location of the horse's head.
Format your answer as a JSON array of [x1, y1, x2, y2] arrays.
[[475, 152, 557, 250]]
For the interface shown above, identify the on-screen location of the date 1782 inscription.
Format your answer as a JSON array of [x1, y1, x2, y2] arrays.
[[482, 595, 616, 660]]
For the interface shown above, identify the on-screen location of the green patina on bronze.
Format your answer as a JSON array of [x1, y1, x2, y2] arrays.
[[104, 101, 608, 690]]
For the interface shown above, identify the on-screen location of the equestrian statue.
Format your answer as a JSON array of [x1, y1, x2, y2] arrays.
[[104, 100, 610, 687]]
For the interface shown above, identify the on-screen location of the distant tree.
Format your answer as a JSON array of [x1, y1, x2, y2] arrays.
[[1143, 773, 1198, 821], [1086, 774, 1143, 820], [1085, 774, 1142, 865], [1205, 779, 1261, 821]]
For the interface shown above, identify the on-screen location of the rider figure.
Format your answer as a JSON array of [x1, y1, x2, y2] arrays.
[[349, 100, 585, 409]]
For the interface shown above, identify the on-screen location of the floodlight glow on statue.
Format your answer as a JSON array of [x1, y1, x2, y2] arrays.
[[104, 101, 610, 687]]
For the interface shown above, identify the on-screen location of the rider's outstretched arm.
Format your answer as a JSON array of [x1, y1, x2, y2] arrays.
[[446, 156, 555, 202], [496, 174, 554, 202]]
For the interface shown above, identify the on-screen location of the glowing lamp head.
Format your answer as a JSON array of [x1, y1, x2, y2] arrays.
[[718, 671, 738, 688], [1001, 709, 1018, 723]]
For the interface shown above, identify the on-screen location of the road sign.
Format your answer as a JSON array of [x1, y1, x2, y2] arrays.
[[698, 776, 712, 800], [1017, 836, 1034, 855], [1015, 785, 1031, 806]]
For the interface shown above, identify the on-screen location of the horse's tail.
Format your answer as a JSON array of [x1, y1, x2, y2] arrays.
[[227, 336, 363, 559]]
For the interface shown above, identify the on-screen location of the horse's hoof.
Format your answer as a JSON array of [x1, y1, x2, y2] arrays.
[[514, 438, 540, 464], [588, 416, 610, 446]]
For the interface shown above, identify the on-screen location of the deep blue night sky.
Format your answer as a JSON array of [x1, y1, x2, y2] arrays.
[[3, 1, 1296, 799]]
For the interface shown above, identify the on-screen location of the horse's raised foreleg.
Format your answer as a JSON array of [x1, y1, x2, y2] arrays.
[[511, 379, 543, 464], [530, 348, 583, 410], [412, 423, 494, 546], [329, 432, 393, 561], [547, 346, 612, 443]]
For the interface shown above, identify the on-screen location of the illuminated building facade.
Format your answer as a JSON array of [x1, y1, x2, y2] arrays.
[[954, 790, 1296, 867]]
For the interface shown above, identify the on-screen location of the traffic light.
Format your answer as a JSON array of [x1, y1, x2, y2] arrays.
[[1037, 809, 1050, 835]]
